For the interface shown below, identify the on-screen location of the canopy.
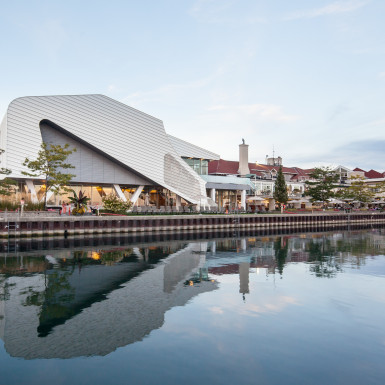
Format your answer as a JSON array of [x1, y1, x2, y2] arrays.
[[247, 196, 265, 202]]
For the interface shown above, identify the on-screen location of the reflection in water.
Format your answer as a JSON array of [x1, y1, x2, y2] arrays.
[[0, 228, 384, 361], [0, 242, 217, 359]]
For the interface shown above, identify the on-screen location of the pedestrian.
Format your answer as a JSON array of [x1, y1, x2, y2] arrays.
[[20, 197, 25, 216]]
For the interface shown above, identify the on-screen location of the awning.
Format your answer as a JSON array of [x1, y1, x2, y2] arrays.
[[205, 182, 250, 190]]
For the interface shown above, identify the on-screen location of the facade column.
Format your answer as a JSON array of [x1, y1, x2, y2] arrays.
[[113, 184, 127, 202], [268, 198, 275, 211], [210, 188, 216, 202], [176, 195, 181, 208], [241, 190, 246, 209], [25, 180, 38, 203], [130, 186, 144, 206], [43, 188, 56, 204]]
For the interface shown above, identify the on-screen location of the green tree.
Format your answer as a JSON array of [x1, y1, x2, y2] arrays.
[[305, 167, 339, 206], [22, 143, 76, 209], [337, 176, 374, 203], [273, 166, 288, 208], [373, 180, 385, 197], [0, 149, 16, 195]]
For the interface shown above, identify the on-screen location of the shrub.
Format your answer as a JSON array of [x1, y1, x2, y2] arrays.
[[0, 199, 45, 211], [102, 193, 132, 214]]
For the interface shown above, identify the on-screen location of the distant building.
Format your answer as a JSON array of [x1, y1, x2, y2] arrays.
[[206, 140, 310, 209]]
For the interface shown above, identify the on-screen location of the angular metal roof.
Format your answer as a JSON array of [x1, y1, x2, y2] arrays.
[[168, 134, 220, 160], [1, 94, 207, 203]]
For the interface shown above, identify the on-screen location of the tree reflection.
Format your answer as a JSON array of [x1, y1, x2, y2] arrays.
[[274, 238, 288, 275], [307, 237, 342, 278], [19, 246, 176, 338]]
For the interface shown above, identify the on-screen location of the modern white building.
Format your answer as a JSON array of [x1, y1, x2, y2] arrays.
[[0, 94, 219, 207]]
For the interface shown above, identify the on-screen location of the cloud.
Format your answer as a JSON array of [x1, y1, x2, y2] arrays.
[[295, 139, 385, 170], [285, 0, 370, 20], [379, 72, 385, 79], [237, 296, 300, 317], [328, 103, 351, 122], [209, 306, 224, 315], [189, 0, 266, 24], [207, 103, 300, 122]]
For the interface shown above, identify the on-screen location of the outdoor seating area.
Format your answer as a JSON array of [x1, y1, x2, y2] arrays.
[[127, 205, 260, 215], [130, 205, 221, 215]]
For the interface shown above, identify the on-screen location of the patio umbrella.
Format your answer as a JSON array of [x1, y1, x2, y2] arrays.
[[328, 198, 344, 204], [247, 196, 265, 202]]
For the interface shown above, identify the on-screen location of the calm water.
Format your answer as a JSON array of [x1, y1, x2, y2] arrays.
[[1, 229, 385, 385]]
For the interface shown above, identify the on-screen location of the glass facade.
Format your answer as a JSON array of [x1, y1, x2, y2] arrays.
[[8, 184, 190, 208], [183, 158, 208, 175], [215, 190, 241, 209]]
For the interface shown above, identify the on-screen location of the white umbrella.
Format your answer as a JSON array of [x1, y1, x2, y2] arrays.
[[328, 198, 344, 204], [247, 196, 265, 202]]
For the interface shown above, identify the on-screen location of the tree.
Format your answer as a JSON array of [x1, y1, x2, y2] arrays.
[[0, 149, 16, 195], [22, 143, 76, 209], [337, 176, 374, 203], [273, 166, 288, 208], [305, 167, 339, 206]]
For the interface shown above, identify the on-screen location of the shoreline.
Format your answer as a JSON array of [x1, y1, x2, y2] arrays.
[[0, 212, 384, 238]]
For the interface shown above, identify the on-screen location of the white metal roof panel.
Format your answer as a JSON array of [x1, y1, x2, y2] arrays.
[[168, 135, 220, 160], [2, 94, 207, 203]]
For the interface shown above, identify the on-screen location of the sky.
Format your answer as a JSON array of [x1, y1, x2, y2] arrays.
[[0, 0, 384, 171]]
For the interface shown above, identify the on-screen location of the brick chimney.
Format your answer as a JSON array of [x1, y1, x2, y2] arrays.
[[238, 139, 250, 176]]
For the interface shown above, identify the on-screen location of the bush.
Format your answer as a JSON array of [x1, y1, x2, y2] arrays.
[[0, 199, 45, 211], [102, 193, 132, 214]]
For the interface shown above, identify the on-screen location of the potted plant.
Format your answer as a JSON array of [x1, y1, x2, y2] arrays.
[[68, 190, 90, 215]]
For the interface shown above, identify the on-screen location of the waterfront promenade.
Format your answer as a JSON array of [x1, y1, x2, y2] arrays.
[[0, 211, 384, 238]]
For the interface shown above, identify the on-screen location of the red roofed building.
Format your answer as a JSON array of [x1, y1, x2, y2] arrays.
[[205, 141, 311, 209], [364, 169, 384, 179]]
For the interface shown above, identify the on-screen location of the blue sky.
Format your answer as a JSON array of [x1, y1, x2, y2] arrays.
[[1, 0, 384, 170]]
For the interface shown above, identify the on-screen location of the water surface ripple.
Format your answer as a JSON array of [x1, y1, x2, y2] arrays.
[[0, 229, 384, 385]]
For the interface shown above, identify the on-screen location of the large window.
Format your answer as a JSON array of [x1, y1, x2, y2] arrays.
[[183, 158, 209, 175]]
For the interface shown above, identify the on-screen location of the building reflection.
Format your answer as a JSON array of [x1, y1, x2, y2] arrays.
[[0, 242, 217, 359], [0, 228, 384, 359]]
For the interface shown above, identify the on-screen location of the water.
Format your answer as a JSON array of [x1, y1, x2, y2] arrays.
[[0, 229, 385, 385]]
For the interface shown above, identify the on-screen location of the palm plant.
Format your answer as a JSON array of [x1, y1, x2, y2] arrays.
[[68, 189, 90, 215]]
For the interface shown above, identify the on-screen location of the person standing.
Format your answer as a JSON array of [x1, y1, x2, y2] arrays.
[[20, 197, 25, 216]]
